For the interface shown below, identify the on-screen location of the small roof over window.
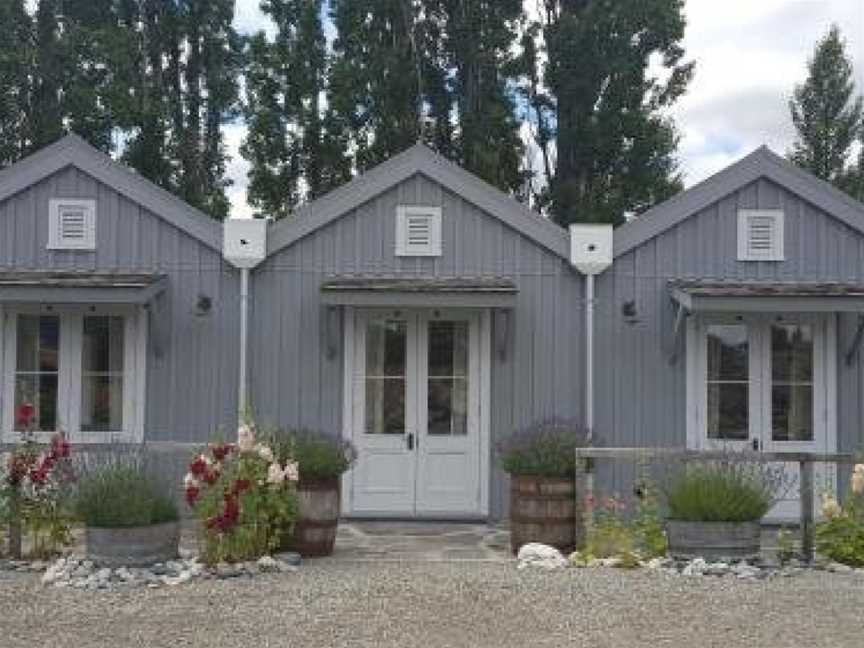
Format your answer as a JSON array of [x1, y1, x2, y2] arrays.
[[0, 271, 168, 304], [321, 276, 517, 307], [670, 279, 864, 312]]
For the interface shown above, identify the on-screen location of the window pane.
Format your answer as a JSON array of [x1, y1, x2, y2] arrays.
[[364, 378, 405, 434], [81, 316, 125, 432], [83, 316, 124, 373], [772, 384, 813, 441], [772, 325, 813, 383], [15, 315, 59, 432], [365, 320, 407, 377], [15, 374, 57, 432], [428, 321, 468, 378], [428, 378, 467, 435], [707, 382, 749, 440], [81, 376, 124, 432], [707, 325, 748, 381]]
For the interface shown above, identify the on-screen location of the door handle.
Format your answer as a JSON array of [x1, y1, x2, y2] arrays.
[[752, 437, 761, 452], [407, 433, 414, 451]]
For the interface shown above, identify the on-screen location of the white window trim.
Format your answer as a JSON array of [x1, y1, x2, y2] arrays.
[[48, 198, 97, 250], [395, 205, 442, 257], [737, 209, 784, 261], [0, 305, 146, 444]]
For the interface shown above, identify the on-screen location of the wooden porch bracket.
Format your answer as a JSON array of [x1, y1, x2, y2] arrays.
[[666, 299, 688, 366], [844, 314, 864, 366]]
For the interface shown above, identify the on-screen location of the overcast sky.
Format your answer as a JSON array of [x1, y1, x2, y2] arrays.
[[227, 0, 864, 217]]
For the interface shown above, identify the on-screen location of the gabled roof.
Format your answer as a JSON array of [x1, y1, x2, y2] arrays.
[[614, 146, 864, 258], [0, 135, 222, 252], [267, 143, 570, 259]]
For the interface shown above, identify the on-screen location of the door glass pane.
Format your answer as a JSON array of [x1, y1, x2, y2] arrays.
[[14, 315, 59, 432], [706, 324, 749, 440], [81, 316, 125, 432], [427, 321, 468, 436], [364, 320, 406, 434], [771, 324, 813, 441]]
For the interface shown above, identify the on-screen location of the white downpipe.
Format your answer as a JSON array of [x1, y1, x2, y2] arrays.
[[584, 274, 596, 516], [585, 274, 595, 444], [238, 267, 250, 420]]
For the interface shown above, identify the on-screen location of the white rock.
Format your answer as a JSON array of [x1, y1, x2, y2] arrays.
[[682, 558, 707, 577], [516, 543, 567, 570], [257, 555, 279, 572], [644, 558, 665, 570]]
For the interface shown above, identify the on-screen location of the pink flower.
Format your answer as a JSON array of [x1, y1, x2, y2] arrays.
[[16, 403, 35, 428]]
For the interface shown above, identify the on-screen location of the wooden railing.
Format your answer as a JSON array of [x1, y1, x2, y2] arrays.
[[574, 447, 864, 561]]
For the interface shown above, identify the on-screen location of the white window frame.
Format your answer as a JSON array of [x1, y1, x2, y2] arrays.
[[737, 209, 784, 261], [0, 304, 147, 444], [48, 199, 97, 250], [395, 205, 442, 257]]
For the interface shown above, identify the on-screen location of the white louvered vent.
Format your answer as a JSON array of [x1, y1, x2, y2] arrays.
[[396, 205, 442, 257], [737, 210, 784, 261], [48, 199, 96, 250]]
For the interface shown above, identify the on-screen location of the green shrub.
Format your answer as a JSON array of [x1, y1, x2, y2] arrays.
[[73, 450, 178, 528], [815, 471, 864, 566], [496, 419, 586, 478], [662, 457, 789, 523], [267, 428, 356, 481]]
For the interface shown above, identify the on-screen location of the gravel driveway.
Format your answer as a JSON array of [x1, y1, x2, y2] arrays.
[[2, 562, 862, 647]]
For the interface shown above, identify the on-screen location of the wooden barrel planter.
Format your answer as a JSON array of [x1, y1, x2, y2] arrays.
[[509, 475, 579, 554], [86, 521, 181, 567], [666, 520, 761, 560], [280, 477, 341, 557]]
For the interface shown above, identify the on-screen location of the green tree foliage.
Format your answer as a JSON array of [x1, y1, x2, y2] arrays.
[[243, 0, 349, 219], [526, 0, 693, 226], [328, 0, 425, 173], [430, 0, 527, 195], [31, 0, 64, 150], [789, 25, 863, 185], [0, 0, 33, 167]]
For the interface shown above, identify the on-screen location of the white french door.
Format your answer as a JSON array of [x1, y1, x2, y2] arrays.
[[688, 314, 837, 521], [344, 308, 488, 517]]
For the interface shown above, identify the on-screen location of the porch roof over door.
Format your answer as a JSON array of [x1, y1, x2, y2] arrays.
[[0, 271, 168, 305], [320, 276, 518, 308], [669, 279, 864, 313]]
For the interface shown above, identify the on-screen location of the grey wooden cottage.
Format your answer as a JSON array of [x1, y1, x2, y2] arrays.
[[0, 134, 862, 520]]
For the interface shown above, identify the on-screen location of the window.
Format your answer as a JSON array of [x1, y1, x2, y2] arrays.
[[737, 209, 784, 261], [396, 206, 442, 257], [48, 199, 96, 250], [3, 308, 144, 442], [705, 324, 749, 440]]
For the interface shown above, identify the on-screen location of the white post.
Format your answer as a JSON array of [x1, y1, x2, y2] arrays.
[[238, 267, 250, 421]]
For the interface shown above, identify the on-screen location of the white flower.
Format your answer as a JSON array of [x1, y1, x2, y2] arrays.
[[238, 423, 256, 452], [267, 462, 286, 484], [821, 493, 842, 519], [851, 471, 864, 496], [854, 464, 864, 475], [284, 461, 300, 483], [255, 443, 274, 462], [183, 473, 200, 489]]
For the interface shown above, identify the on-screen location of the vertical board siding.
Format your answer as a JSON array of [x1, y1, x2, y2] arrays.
[[250, 173, 583, 519], [595, 178, 864, 498], [0, 165, 239, 444]]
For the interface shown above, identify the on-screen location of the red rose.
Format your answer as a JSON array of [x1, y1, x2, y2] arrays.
[[185, 485, 200, 506], [231, 479, 251, 495], [189, 456, 209, 478], [209, 443, 234, 462], [16, 403, 35, 428], [50, 434, 70, 459]]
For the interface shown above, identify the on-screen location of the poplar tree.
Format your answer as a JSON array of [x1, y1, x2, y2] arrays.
[[0, 0, 33, 168], [242, 0, 347, 219], [789, 25, 863, 185], [527, 0, 693, 225]]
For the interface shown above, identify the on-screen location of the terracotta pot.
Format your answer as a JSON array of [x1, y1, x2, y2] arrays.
[[280, 477, 341, 557], [509, 475, 579, 555], [666, 520, 761, 559]]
